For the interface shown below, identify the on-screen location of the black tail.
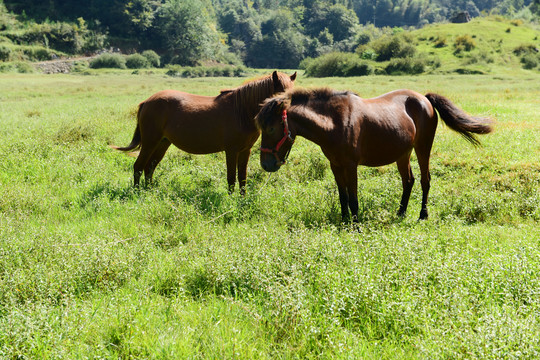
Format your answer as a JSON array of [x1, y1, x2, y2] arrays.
[[109, 104, 143, 152], [426, 93, 493, 146]]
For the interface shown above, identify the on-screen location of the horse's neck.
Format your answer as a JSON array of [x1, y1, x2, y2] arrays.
[[291, 106, 335, 145]]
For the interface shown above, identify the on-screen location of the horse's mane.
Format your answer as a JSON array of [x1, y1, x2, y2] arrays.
[[288, 87, 357, 106], [219, 73, 289, 128], [256, 87, 357, 130]]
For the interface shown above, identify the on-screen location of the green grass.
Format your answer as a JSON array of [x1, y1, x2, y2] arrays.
[[0, 72, 539, 358], [411, 17, 540, 74]]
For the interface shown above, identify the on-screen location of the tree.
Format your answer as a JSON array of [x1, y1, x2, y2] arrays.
[[304, 2, 359, 42], [155, 0, 218, 65], [246, 10, 307, 68]]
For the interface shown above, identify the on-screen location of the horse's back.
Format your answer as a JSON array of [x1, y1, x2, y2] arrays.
[[350, 90, 433, 166], [144, 89, 217, 110]]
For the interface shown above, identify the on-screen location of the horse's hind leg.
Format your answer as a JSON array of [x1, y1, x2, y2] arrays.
[[396, 152, 415, 217], [144, 138, 171, 185], [225, 150, 239, 194], [416, 152, 431, 220], [414, 138, 435, 220], [133, 136, 162, 187], [237, 148, 251, 195]]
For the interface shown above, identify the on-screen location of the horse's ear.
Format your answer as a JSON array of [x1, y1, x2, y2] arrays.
[[272, 70, 279, 84], [290, 72, 297, 81]]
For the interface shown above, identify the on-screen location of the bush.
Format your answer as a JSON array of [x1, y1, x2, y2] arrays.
[[454, 35, 476, 53], [433, 36, 447, 48], [302, 52, 373, 77], [371, 35, 416, 62], [0, 45, 11, 61], [513, 44, 538, 56], [15, 61, 34, 73], [89, 53, 126, 69], [520, 54, 538, 69], [22, 46, 52, 61], [125, 54, 149, 69], [165, 65, 247, 78], [142, 50, 160, 68], [385, 57, 426, 75], [22, 22, 82, 54]]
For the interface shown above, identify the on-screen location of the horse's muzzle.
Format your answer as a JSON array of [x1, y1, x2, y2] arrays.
[[261, 159, 281, 172]]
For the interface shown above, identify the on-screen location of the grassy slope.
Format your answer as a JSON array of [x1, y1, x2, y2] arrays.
[[0, 72, 539, 358], [411, 17, 540, 74]]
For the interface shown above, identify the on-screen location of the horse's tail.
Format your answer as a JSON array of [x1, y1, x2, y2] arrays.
[[109, 103, 143, 152], [425, 93, 493, 146]]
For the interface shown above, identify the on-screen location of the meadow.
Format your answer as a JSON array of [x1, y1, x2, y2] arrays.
[[0, 70, 539, 359]]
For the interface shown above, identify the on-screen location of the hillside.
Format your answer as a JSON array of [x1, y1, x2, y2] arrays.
[[302, 17, 540, 77], [413, 17, 540, 74], [2, 0, 540, 70]]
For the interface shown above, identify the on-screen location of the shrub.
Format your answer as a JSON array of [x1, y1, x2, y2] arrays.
[[520, 54, 538, 69], [0, 45, 11, 61], [142, 50, 160, 68], [22, 46, 52, 61], [15, 61, 35, 73], [513, 44, 538, 56], [454, 35, 476, 54], [510, 19, 523, 26], [22, 22, 82, 54], [433, 36, 447, 48], [89, 53, 126, 69], [302, 52, 373, 77], [125, 54, 149, 69], [371, 35, 416, 61], [166, 65, 247, 78], [385, 57, 426, 75]]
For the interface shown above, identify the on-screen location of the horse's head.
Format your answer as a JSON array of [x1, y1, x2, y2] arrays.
[[256, 97, 295, 172], [272, 71, 297, 93]]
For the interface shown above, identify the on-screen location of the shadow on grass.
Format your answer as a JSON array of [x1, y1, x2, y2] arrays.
[[78, 182, 139, 207]]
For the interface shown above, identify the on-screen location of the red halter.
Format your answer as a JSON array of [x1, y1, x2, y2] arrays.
[[260, 109, 294, 166]]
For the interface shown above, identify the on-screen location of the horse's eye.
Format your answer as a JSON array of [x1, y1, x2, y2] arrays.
[[268, 127, 275, 134]]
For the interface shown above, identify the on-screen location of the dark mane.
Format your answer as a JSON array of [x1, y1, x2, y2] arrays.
[[255, 88, 357, 130], [218, 73, 291, 128], [255, 97, 285, 130], [288, 88, 357, 106]]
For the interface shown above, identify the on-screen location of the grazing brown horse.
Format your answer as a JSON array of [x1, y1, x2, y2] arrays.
[[111, 71, 296, 192], [256, 88, 493, 221]]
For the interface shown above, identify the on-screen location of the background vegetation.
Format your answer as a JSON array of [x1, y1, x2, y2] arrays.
[[1, 0, 539, 70], [0, 71, 539, 358]]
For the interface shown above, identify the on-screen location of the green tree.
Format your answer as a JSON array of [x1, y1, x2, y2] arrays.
[[155, 0, 217, 65], [304, 2, 359, 42], [246, 10, 306, 68]]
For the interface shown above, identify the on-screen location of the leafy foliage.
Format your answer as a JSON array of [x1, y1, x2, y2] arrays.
[[89, 53, 126, 69], [125, 53, 149, 69], [301, 52, 374, 77], [1, 0, 538, 69]]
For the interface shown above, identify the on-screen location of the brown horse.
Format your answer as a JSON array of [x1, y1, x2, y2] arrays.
[[111, 71, 296, 192], [256, 87, 493, 221]]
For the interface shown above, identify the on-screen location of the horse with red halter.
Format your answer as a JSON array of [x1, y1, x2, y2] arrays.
[[111, 71, 296, 193], [256, 87, 493, 221]]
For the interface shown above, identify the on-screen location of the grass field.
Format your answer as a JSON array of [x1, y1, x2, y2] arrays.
[[0, 71, 539, 359]]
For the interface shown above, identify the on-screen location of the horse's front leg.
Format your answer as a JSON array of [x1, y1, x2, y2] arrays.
[[330, 163, 350, 222], [237, 148, 251, 195], [344, 165, 359, 222], [225, 150, 239, 194]]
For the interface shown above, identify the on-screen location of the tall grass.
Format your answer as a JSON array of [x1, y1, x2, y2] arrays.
[[0, 72, 539, 358]]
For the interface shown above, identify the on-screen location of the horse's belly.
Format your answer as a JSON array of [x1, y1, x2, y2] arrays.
[[164, 125, 225, 154], [169, 136, 225, 154], [358, 138, 413, 167]]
